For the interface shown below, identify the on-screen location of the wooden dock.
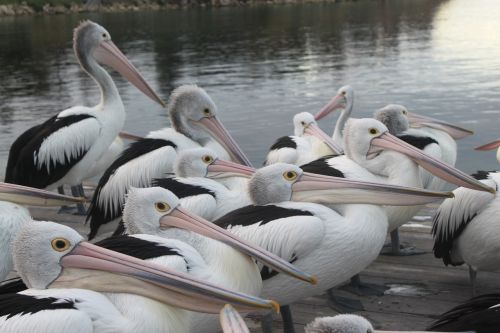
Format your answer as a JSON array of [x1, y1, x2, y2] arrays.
[[27, 201, 500, 333]]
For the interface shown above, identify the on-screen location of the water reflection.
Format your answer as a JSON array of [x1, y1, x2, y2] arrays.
[[2, 0, 500, 180]]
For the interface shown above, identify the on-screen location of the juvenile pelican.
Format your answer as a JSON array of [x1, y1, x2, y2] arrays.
[[0, 222, 278, 332], [86, 85, 252, 239], [4, 20, 164, 193]]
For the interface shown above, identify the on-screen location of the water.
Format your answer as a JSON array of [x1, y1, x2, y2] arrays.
[[1, 0, 500, 180]]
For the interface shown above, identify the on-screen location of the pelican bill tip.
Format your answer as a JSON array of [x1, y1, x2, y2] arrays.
[[309, 275, 318, 285], [271, 300, 281, 314]]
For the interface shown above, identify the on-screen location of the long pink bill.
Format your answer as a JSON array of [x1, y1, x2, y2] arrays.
[[0, 182, 86, 206], [304, 123, 344, 154], [119, 131, 143, 141], [407, 112, 473, 140], [314, 93, 345, 121], [207, 159, 256, 179], [56, 241, 279, 314], [198, 117, 253, 167], [159, 207, 317, 285], [475, 139, 500, 151], [369, 132, 494, 193], [94, 40, 165, 107], [291, 172, 453, 206], [220, 304, 250, 333]]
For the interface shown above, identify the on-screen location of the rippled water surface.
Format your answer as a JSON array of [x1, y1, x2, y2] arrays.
[[1, 0, 500, 179]]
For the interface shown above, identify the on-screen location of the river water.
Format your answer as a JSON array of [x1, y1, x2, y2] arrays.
[[1, 0, 500, 180]]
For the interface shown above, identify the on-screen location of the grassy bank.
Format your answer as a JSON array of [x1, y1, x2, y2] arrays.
[[0, 0, 349, 16]]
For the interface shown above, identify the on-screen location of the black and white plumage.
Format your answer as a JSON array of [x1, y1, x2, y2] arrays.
[[428, 293, 500, 333], [4, 20, 163, 192], [264, 112, 343, 166], [86, 85, 252, 239], [432, 171, 500, 294]]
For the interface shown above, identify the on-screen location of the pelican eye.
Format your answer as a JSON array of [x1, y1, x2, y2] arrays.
[[102, 32, 108, 39], [203, 108, 211, 116], [155, 202, 171, 213], [51, 238, 71, 252], [342, 91, 347, 96], [202, 155, 214, 164], [283, 171, 298, 181], [301, 121, 306, 126], [402, 110, 408, 115], [369, 128, 379, 135]]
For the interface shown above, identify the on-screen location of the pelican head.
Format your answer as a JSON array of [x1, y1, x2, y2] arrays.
[[249, 163, 452, 206], [13, 221, 279, 313], [293, 112, 343, 154], [373, 104, 410, 135], [73, 20, 164, 106], [123, 186, 316, 284], [343, 118, 494, 193], [174, 148, 255, 179], [305, 314, 373, 333], [314, 85, 354, 121], [168, 85, 252, 166]]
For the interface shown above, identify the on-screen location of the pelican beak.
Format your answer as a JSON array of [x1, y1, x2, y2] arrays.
[[407, 112, 473, 140], [220, 304, 250, 333], [475, 139, 500, 151], [118, 131, 143, 141], [207, 159, 256, 179], [93, 40, 166, 107], [197, 116, 253, 167], [314, 93, 346, 121], [159, 207, 317, 285], [0, 182, 86, 206], [304, 123, 344, 154], [52, 242, 279, 314], [368, 132, 495, 193], [291, 172, 453, 206]]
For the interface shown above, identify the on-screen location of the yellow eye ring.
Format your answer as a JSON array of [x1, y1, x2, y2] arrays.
[[155, 202, 171, 213], [203, 108, 211, 116], [202, 155, 214, 164], [283, 171, 298, 181], [369, 128, 379, 135], [51, 238, 71, 252]]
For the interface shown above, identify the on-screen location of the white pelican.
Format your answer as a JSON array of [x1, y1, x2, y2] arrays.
[[0, 222, 278, 332], [0, 182, 85, 281], [428, 293, 500, 332], [432, 170, 500, 295], [86, 85, 252, 239], [121, 186, 316, 332], [219, 304, 250, 333], [4, 20, 164, 193], [212, 163, 452, 333], [264, 112, 343, 166], [475, 138, 500, 162], [313, 85, 354, 148]]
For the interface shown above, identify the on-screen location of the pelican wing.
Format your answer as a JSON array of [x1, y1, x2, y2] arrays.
[[432, 175, 496, 265]]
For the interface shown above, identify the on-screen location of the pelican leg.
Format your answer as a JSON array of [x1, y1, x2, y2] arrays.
[[326, 287, 364, 312], [281, 305, 296, 333], [261, 312, 274, 333], [341, 274, 388, 296], [380, 229, 426, 256], [469, 265, 477, 296], [71, 184, 87, 216], [57, 186, 75, 214]]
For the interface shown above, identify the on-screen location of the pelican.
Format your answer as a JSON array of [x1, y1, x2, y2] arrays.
[[212, 163, 452, 333], [4, 20, 164, 194], [219, 304, 250, 333], [313, 85, 354, 148], [0, 182, 85, 281], [0, 222, 278, 332], [121, 186, 316, 332], [86, 84, 252, 239], [306, 314, 458, 333], [475, 138, 500, 162], [432, 170, 500, 295], [264, 112, 343, 166], [428, 293, 500, 332]]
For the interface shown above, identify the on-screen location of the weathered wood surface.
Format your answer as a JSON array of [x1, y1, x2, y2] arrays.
[[26, 198, 500, 333]]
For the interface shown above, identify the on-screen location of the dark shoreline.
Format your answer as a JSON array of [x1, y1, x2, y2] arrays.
[[0, 0, 351, 16]]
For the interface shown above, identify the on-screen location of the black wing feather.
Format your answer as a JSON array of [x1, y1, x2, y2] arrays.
[[398, 135, 438, 150], [95, 235, 182, 260], [153, 178, 216, 199], [0, 293, 76, 319], [300, 155, 345, 178], [5, 114, 95, 188], [0, 278, 27, 295], [86, 138, 177, 240]]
